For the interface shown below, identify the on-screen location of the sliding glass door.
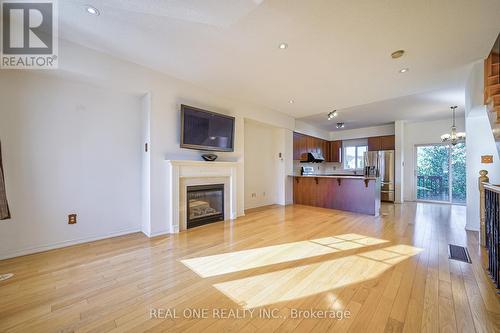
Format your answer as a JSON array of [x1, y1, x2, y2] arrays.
[[415, 143, 466, 204], [451, 143, 466, 204]]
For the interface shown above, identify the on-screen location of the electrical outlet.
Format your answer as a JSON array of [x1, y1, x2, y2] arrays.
[[68, 214, 77, 224]]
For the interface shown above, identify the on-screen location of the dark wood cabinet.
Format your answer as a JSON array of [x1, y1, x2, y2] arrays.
[[293, 132, 394, 161], [298, 133, 308, 159], [368, 136, 381, 151], [380, 135, 395, 150], [293, 132, 329, 160], [368, 135, 395, 151], [293, 176, 379, 215], [314, 138, 323, 157], [293, 177, 318, 206], [306, 136, 316, 155], [293, 132, 343, 162], [322, 140, 330, 161], [328, 140, 342, 163], [315, 138, 322, 154]]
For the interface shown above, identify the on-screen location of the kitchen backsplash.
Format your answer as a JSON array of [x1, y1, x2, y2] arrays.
[[292, 161, 357, 175]]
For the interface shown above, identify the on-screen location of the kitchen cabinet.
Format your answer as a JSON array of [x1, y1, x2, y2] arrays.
[[298, 133, 308, 159], [293, 132, 394, 161], [293, 132, 341, 162], [293, 176, 380, 215], [306, 136, 316, 155], [293, 177, 319, 206], [293, 132, 329, 160], [380, 135, 395, 150], [368, 136, 381, 151], [368, 135, 395, 151], [307, 136, 319, 155], [328, 140, 342, 163], [322, 140, 330, 161]]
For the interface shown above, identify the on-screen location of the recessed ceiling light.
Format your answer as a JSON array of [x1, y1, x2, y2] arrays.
[[391, 50, 405, 59], [279, 43, 288, 49], [336, 122, 345, 129], [289, 99, 294, 104], [399, 68, 409, 73], [85, 5, 100, 15]]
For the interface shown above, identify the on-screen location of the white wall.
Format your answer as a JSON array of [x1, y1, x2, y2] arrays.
[[330, 124, 395, 141], [465, 111, 500, 230], [280, 129, 294, 205], [403, 117, 465, 202], [244, 120, 293, 210], [465, 62, 500, 231], [295, 120, 330, 140], [0, 71, 143, 259], [141, 93, 151, 236], [394, 120, 405, 203]]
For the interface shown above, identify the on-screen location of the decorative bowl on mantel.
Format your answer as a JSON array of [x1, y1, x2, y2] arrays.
[[201, 154, 218, 161]]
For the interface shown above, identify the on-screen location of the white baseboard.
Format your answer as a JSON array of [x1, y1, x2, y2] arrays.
[[465, 225, 480, 232], [0, 227, 142, 260], [147, 229, 170, 237], [143, 212, 247, 238]]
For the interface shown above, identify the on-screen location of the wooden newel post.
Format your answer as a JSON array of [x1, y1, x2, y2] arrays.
[[479, 170, 489, 247]]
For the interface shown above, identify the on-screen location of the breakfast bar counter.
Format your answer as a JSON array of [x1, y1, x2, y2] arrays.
[[291, 175, 381, 216]]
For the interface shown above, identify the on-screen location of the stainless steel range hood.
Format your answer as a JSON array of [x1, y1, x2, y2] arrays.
[[300, 152, 325, 163]]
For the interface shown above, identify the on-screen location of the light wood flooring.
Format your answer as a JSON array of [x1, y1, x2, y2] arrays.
[[1, 203, 499, 332]]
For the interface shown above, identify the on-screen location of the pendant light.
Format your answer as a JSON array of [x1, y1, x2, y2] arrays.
[[440, 106, 465, 145]]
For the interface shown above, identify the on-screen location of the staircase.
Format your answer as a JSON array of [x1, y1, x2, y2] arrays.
[[484, 34, 500, 154]]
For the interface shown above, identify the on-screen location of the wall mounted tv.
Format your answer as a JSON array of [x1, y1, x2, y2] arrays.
[[180, 104, 235, 152]]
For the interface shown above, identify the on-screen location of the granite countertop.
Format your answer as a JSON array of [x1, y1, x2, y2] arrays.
[[290, 174, 378, 180]]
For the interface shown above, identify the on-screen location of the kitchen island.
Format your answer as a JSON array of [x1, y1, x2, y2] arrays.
[[292, 175, 381, 216]]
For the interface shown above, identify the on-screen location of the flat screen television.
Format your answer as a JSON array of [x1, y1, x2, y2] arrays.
[[180, 104, 235, 152]]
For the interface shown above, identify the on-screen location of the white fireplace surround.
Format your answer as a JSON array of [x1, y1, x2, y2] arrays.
[[166, 160, 239, 233]]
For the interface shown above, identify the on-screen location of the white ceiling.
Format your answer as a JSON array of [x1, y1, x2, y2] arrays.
[[59, 0, 500, 125], [299, 85, 467, 131]]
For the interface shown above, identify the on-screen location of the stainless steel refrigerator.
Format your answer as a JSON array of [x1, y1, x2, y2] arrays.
[[364, 150, 395, 202]]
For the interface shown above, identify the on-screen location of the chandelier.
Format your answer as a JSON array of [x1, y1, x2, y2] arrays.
[[440, 106, 465, 145]]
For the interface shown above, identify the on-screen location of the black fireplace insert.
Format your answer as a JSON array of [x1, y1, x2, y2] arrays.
[[186, 184, 224, 229]]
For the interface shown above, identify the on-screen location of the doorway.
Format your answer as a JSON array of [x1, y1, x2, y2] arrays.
[[415, 142, 466, 204]]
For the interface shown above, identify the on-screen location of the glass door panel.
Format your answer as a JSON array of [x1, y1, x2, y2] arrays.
[[416, 145, 450, 202], [451, 142, 466, 204]]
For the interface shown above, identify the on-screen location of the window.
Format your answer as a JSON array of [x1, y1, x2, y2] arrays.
[[343, 139, 368, 170]]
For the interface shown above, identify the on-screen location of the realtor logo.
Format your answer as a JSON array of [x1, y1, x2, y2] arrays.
[[1, 0, 58, 69]]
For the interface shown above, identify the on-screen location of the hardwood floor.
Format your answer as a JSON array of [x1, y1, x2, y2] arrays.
[[1, 203, 499, 332]]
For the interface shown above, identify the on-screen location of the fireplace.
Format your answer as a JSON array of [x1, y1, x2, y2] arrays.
[[186, 184, 224, 229]]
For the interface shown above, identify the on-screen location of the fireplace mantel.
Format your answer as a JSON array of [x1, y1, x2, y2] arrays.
[[166, 160, 240, 233]]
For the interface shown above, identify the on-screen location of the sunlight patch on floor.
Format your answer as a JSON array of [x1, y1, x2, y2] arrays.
[[181, 240, 339, 278], [181, 234, 389, 278], [212, 244, 422, 309]]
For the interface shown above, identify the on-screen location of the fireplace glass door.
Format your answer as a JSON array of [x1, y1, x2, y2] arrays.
[[187, 184, 224, 228]]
